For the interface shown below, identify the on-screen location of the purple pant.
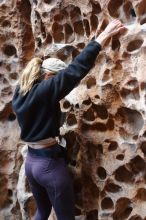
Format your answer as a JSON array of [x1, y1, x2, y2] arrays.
[[25, 145, 75, 220]]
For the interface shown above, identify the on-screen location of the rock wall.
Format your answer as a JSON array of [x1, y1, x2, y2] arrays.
[[0, 0, 146, 219]]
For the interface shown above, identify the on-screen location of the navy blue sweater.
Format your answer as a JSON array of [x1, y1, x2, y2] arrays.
[[12, 40, 101, 142]]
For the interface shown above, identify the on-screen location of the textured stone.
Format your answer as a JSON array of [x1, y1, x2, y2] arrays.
[[0, 0, 146, 219]]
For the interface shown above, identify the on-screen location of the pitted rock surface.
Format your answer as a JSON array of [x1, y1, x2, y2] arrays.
[[0, 0, 146, 219]]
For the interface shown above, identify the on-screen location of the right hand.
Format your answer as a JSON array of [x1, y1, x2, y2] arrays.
[[95, 20, 126, 47], [103, 19, 126, 38]]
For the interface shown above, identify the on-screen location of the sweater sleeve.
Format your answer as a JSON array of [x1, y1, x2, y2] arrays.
[[36, 40, 102, 102]]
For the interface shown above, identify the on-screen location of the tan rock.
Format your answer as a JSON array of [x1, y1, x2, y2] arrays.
[[0, 0, 146, 219]]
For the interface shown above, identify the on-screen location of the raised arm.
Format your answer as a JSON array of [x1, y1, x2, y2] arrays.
[[36, 20, 125, 102]]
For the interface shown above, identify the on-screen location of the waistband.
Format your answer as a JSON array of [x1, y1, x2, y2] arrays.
[[27, 144, 66, 158], [26, 137, 58, 149]]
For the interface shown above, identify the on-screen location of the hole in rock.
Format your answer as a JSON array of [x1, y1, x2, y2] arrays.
[[123, 1, 135, 18], [133, 135, 138, 140], [137, 0, 146, 16], [25, 197, 36, 219], [102, 69, 110, 82], [42, 12, 48, 18], [8, 189, 13, 197], [114, 165, 133, 183], [142, 130, 146, 137], [1, 87, 12, 97], [9, 72, 18, 80], [101, 197, 114, 210], [83, 107, 95, 122], [115, 60, 123, 70], [93, 123, 107, 132], [72, 48, 80, 59], [0, 179, 13, 208], [74, 178, 83, 208], [135, 188, 146, 201], [3, 44, 17, 56], [96, 166, 107, 179], [54, 33, 64, 43], [126, 78, 138, 89], [44, 0, 53, 3], [90, 14, 98, 31], [66, 113, 77, 126], [83, 19, 90, 37], [76, 43, 85, 49], [122, 51, 131, 59], [106, 118, 114, 130], [129, 155, 145, 174], [97, 144, 103, 154], [75, 104, 79, 109], [113, 207, 133, 220], [94, 94, 100, 99], [129, 215, 143, 220], [52, 22, 64, 42], [64, 132, 80, 162], [108, 0, 123, 17], [92, 104, 108, 119], [86, 142, 98, 161], [127, 39, 143, 52], [64, 23, 74, 43], [0, 74, 3, 82], [64, 131, 79, 151], [130, 8, 136, 17], [116, 107, 144, 135], [82, 98, 91, 105], [8, 113, 16, 121], [25, 178, 31, 193], [140, 141, 146, 156], [70, 6, 81, 21], [86, 76, 96, 89], [0, 103, 12, 120], [33, 0, 38, 4], [91, 1, 101, 14], [73, 20, 84, 35], [116, 154, 124, 160], [36, 37, 42, 47], [54, 13, 65, 22], [3, 78, 9, 85], [63, 100, 71, 109], [108, 141, 118, 151], [44, 34, 52, 44], [86, 209, 98, 220], [105, 180, 121, 193], [82, 172, 100, 199], [2, 20, 11, 27], [112, 36, 121, 50], [140, 17, 146, 25], [52, 22, 63, 33], [40, 20, 46, 39], [100, 19, 109, 31], [141, 82, 146, 90], [113, 197, 132, 220], [17, 0, 32, 23], [120, 87, 140, 100], [81, 122, 107, 132]]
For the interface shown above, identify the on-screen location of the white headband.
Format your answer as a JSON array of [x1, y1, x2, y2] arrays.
[[41, 58, 67, 73]]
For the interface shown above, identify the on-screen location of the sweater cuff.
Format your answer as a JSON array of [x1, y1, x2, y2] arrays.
[[93, 40, 102, 51]]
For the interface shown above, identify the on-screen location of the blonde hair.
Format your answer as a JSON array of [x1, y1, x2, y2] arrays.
[[19, 57, 43, 96]]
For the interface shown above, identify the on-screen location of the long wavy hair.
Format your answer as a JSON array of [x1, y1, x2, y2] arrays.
[[19, 57, 43, 96]]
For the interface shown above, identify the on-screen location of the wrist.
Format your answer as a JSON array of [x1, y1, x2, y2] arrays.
[[95, 32, 109, 47]]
